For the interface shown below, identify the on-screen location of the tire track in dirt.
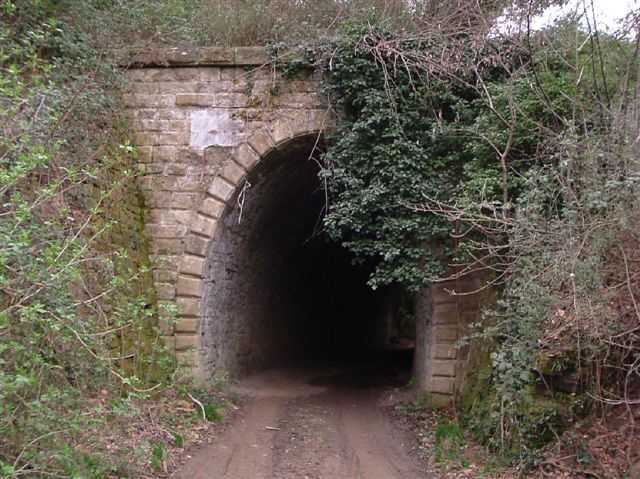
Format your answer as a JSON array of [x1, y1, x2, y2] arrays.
[[172, 366, 427, 479]]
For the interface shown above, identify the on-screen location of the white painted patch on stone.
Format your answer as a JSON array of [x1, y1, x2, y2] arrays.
[[190, 109, 245, 149]]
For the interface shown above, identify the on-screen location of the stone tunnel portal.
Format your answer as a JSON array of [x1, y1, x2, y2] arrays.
[[200, 135, 412, 378]]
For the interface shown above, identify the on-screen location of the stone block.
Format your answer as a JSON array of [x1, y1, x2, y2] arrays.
[[155, 282, 176, 300], [145, 224, 185, 239], [433, 344, 458, 360], [199, 47, 234, 64], [161, 333, 175, 349], [275, 92, 324, 109], [175, 318, 199, 334], [175, 334, 199, 351], [137, 146, 152, 163], [185, 235, 210, 257], [433, 309, 459, 326], [176, 275, 203, 298], [138, 163, 163, 175], [191, 214, 218, 238], [215, 93, 249, 108], [234, 143, 260, 170], [234, 47, 269, 65], [177, 297, 202, 317], [204, 146, 233, 166], [306, 109, 331, 133], [144, 191, 172, 209], [152, 254, 179, 270], [428, 377, 455, 395], [153, 146, 178, 163], [207, 177, 235, 202], [220, 160, 246, 184], [140, 175, 179, 191], [428, 393, 453, 408], [159, 131, 190, 146], [124, 94, 174, 108], [172, 209, 195, 225], [165, 163, 187, 175], [153, 269, 177, 283], [269, 119, 294, 145], [151, 238, 183, 255], [174, 176, 205, 193], [180, 254, 206, 277], [175, 94, 215, 107], [432, 288, 457, 305], [220, 68, 237, 81], [176, 350, 196, 366], [133, 131, 156, 146], [201, 196, 225, 219], [171, 192, 200, 210], [247, 130, 275, 156], [163, 48, 201, 64], [147, 68, 195, 82], [434, 325, 459, 342], [156, 108, 188, 120], [217, 79, 250, 94], [431, 360, 457, 377]]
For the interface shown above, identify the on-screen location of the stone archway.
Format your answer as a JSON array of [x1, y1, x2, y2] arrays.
[[172, 117, 331, 376], [124, 47, 486, 404]]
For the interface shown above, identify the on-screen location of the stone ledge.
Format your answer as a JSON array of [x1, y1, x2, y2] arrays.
[[119, 47, 271, 68]]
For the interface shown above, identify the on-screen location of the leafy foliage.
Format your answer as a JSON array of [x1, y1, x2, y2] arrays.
[[0, 1, 175, 475], [277, 10, 640, 470]]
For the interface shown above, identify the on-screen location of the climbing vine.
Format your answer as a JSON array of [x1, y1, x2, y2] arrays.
[[273, 14, 640, 469]]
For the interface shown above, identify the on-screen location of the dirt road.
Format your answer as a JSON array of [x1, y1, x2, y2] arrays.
[[173, 361, 426, 479]]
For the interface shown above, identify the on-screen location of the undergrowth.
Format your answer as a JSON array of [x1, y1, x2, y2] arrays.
[[272, 4, 640, 475], [0, 1, 228, 476], [2, 0, 639, 477]]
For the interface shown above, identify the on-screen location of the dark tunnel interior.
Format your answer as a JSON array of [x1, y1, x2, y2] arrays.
[[201, 135, 414, 382]]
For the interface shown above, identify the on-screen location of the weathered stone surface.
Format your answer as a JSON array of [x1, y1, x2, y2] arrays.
[[434, 325, 459, 342], [201, 196, 225, 219], [177, 297, 202, 317], [176, 94, 215, 107], [220, 160, 246, 184], [124, 94, 175, 108], [234, 143, 260, 170], [151, 239, 183, 255], [176, 275, 202, 298], [153, 269, 177, 284], [433, 344, 458, 360], [180, 255, 206, 277], [145, 224, 186, 239], [175, 318, 199, 333], [190, 214, 218, 238], [247, 130, 275, 155], [234, 47, 270, 65], [137, 146, 152, 163], [191, 110, 245, 149], [207, 177, 235, 202], [199, 47, 235, 64], [155, 282, 176, 300], [184, 235, 210, 257], [269, 119, 294, 145], [175, 334, 198, 351], [431, 360, 457, 377], [171, 192, 200, 210], [175, 350, 195, 366], [124, 57, 481, 404], [429, 377, 455, 395]]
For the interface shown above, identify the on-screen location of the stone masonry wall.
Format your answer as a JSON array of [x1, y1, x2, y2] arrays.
[[414, 273, 488, 406], [124, 47, 486, 403], [123, 47, 330, 375]]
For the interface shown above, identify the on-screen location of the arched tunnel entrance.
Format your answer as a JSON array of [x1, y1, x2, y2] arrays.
[[200, 135, 414, 383]]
